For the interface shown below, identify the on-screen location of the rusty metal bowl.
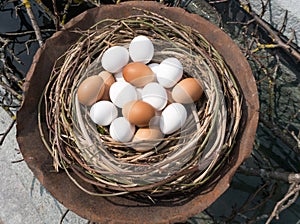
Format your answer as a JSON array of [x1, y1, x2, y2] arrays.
[[17, 2, 259, 223]]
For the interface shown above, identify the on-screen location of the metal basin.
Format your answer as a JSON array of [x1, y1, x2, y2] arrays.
[[17, 2, 259, 223]]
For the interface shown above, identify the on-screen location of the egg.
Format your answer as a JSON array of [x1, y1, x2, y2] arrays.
[[114, 71, 126, 82], [129, 35, 154, 64], [141, 82, 168, 111], [122, 100, 156, 127], [98, 71, 115, 100], [89, 101, 118, 126], [165, 87, 175, 105], [160, 103, 187, 134], [77, 75, 105, 106], [156, 57, 183, 88], [122, 62, 155, 87], [136, 87, 143, 100], [148, 63, 159, 76], [172, 78, 203, 104], [109, 82, 137, 108], [149, 115, 161, 128], [101, 46, 129, 73], [131, 128, 164, 152], [109, 117, 136, 142]]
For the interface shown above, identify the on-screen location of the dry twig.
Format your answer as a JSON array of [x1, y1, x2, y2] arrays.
[[0, 119, 16, 146], [259, 116, 299, 154], [51, 0, 61, 30], [238, 165, 300, 184], [238, 0, 300, 61], [22, 0, 43, 47], [239, 165, 300, 223], [266, 183, 300, 224]]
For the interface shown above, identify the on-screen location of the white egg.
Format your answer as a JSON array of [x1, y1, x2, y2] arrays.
[[136, 87, 143, 100], [89, 101, 118, 126], [160, 103, 187, 134], [148, 63, 159, 75], [101, 46, 129, 73], [109, 82, 137, 108], [142, 82, 168, 111], [129, 36, 154, 64], [114, 71, 126, 82], [109, 117, 136, 142], [156, 57, 183, 88]]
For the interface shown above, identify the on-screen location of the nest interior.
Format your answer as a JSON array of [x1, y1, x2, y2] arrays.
[[17, 2, 259, 224]]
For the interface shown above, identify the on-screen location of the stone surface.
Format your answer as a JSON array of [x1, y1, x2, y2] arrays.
[[249, 0, 300, 45], [0, 107, 86, 223]]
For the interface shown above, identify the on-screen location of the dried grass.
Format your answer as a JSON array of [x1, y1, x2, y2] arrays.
[[38, 10, 242, 200]]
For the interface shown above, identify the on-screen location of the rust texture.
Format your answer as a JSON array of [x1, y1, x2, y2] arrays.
[[17, 2, 259, 223]]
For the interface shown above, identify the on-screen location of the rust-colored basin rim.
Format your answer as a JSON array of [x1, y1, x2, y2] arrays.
[[17, 2, 259, 223]]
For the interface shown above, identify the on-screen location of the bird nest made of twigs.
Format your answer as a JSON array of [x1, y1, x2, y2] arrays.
[[38, 10, 242, 200]]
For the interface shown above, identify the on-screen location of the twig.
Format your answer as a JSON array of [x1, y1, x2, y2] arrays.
[[51, 0, 61, 30], [0, 119, 16, 146], [33, 0, 57, 23], [259, 0, 271, 17], [266, 183, 300, 224], [59, 209, 70, 224], [209, 0, 228, 3], [22, 0, 43, 47], [286, 29, 296, 45], [278, 10, 288, 34], [1, 29, 56, 37], [238, 165, 300, 184], [85, 0, 101, 7], [237, 0, 300, 61], [239, 165, 300, 223], [291, 131, 300, 149], [259, 116, 299, 154], [11, 158, 25, 163], [61, 0, 72, 26], [250, 11, 300, 61], [0, 81, 22, 100], [224, 181, 275, 223]]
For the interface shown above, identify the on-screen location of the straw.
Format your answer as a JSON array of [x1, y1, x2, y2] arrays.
[[38, 10, 242, 200]]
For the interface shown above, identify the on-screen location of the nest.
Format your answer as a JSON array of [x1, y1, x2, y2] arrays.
[[38, 10, 242, 202]]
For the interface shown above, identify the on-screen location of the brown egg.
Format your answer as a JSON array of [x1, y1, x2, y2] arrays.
[[98, 71, 115, 100], [171, 78, 203, 104], [122, 100, 156, 127], [132, 127, 164, 152], [122, 62, 155, 87], [77, 75, 105, 106]]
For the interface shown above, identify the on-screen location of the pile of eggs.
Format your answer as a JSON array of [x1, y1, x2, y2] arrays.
[[77, 36, 203, 152]]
